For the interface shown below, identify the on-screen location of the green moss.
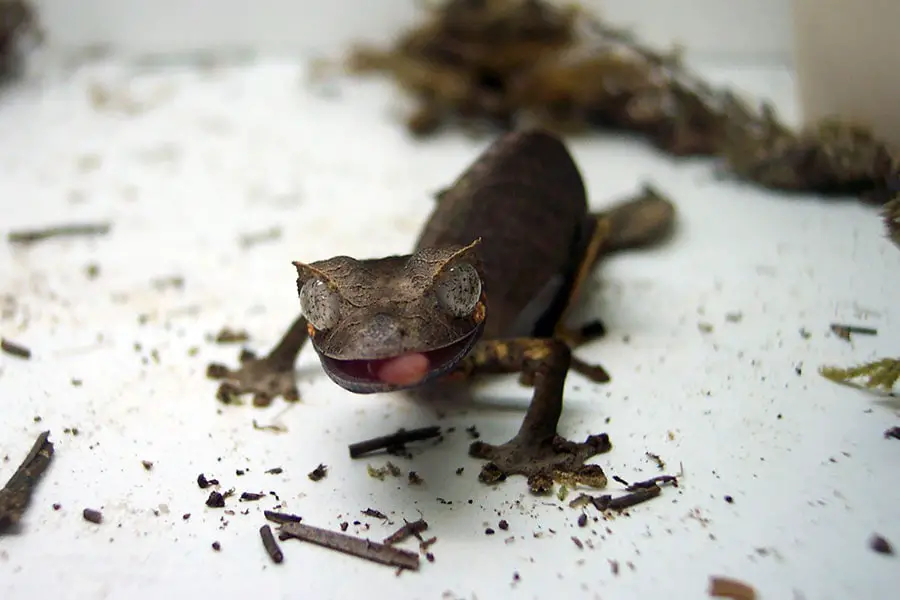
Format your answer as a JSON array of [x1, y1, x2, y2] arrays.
[[819, 359, 900, 392]]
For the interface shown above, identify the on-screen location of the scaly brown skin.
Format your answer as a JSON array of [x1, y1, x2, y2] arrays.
[[208, 129, 675, 493]]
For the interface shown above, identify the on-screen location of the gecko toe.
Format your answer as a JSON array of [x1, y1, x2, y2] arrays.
[[469, 433, 612, 494], [570, 356, 611, 383], [207, 356, 300, 406]]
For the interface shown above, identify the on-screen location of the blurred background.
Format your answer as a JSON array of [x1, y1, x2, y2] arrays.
[[33, 0, 792, 62]]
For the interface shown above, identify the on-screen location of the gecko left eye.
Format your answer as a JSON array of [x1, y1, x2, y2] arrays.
[[434, 263, 482, 318], [299, 279, 341, 331]]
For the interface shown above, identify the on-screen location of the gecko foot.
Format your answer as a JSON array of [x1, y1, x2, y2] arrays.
[[469, 432, 611, 495], [206, 315, 309, 408], [207, 349, 299, 407]]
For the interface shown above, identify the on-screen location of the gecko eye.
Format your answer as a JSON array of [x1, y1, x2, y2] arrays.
[[434, 263, 482, 318], [299, 279, 341, 331]]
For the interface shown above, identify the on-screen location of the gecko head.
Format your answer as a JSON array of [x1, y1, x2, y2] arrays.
[[292, 239, 487, 394]]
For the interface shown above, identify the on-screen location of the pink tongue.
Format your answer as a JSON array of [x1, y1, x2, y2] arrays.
[[376, 353, 430, 386]]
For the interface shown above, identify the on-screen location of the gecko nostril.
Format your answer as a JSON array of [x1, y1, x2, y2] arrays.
[[364, 313, 403, 346]]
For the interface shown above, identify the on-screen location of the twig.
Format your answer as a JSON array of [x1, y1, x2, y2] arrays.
[[0, 338, 31, 359], [830, 323, 878, 342], [626, 475, 678, 491], [348, 426, 441, 458], [362, 508, 387, 520], [278, 521, 420, 570], [577, 485, 664, 512], [260, 525, 284, 564], [605, 485, 662, 510], [383, 519, 429, 545], [7, 223, 111, 245], [0, 431, 54, 532], [264, 510, 302, 524]]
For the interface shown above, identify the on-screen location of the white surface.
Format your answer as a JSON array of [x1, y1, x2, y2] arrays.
[[0, 56, 898, 600], [31, 0, 794, 62]]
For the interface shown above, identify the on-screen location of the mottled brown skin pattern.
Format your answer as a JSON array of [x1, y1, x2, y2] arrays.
[[207, 129, 675, 492]]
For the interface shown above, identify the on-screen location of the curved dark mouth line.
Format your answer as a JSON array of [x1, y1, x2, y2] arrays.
[[318, 326, 482, 394]]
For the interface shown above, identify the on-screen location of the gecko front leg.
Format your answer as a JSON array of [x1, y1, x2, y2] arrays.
[[449, 337, 612, 494], [206, 314, 309, 407]]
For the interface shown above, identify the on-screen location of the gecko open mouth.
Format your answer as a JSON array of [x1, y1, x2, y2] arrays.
[[317, 324, 483, 394]]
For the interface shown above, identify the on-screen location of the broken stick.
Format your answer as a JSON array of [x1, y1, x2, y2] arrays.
[[278, 521, 420, 570], [383, 518, 429, 545], [7, 223, 111, 245], [348, 426, 441, 458], [0, 431, 55, 532], [260, 524, 284, 564]]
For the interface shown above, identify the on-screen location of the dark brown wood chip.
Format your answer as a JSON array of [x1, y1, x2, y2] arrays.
[[82, 508, 102, 524], [870, 534, 894, 555], [708, 576, 757, 599], [260, 525, 284, 564]]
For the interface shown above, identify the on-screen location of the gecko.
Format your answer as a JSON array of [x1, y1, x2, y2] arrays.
[[207, 129, 675, 492]]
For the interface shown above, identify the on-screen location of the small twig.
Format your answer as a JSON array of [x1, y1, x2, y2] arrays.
[[362, 508, 388, 520], [830, 323, 878, 342], [278, 521, 420, 570], [0, 431, 55, 532], [625, 475, 678, 491], [260, 525, 284, 564], [383, 519, 429, 545], [0, 338, 31, 359], [348, 426, 441, 458], [605, 485, 662, 510], [264, 510, 302, 525], [580, 485, 664, 512], [7, 223, 111, 245], [252, 419, 288, 434]]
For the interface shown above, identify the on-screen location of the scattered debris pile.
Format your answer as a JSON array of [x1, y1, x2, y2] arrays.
[[346, 0, 898, 204]]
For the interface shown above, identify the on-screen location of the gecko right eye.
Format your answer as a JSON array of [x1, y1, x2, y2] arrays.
[[299, 279, 342, 331], [434, 262, 482, 318]]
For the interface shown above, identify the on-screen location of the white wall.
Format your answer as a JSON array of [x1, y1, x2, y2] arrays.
[[32, 0, 793, 63]]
